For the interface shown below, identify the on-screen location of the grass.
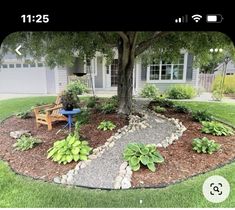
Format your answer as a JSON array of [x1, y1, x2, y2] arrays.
[[175, 101, 235, 126], [0, 97, 56, 121], [0, 160, 234, 208], [0, 97, 235, 207]]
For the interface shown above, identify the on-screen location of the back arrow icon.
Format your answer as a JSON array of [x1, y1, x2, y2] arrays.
[[15, 45, 22, 55]]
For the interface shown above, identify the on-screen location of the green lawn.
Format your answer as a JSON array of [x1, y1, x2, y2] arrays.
[[0, 97, 56, 121], [0, 97, 235, 207], [175, 101, 235, 126]]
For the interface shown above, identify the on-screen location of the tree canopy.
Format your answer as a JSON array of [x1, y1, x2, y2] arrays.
[[1, 31, 234, 114]]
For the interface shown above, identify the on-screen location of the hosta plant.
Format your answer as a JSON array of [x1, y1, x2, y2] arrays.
[[97, 120, 116, 131], [201, 121, 234, 136], [192, 110, 213, 122], [123, 143, 164, 172], [16, 110, 31, 119], [192, 137, 220, 154], [47, 134, 92, 164], [13, 135, 42, 151], [173, 105, 189, 113], [153, 106, 166, 113]]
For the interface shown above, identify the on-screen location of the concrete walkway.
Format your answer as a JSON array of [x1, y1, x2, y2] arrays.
[[0, 90, 117, 101], [173, 92, 235, 103]]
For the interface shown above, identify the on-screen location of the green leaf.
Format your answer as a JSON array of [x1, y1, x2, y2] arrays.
[[152, 153, 164, 163], [127, 143, 140, 152], [124, 148, 135, 156], [140, 155, 149, 165], [73, 141, 81, 146], [130, 156, 140, 166], [71, 147, 80, 155], [73, 154, 79, 161], [68, 136, 76, 145], [80, 155, 88, 161], [140, 147, 149, 155], [81, 141, 88, 145], [147, 162, 156, 172], [66, 155, 73, 163], [131, 163, 140, 171], [80, 148, 89, 155]]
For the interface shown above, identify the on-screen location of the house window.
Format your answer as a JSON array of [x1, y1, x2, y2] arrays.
[[173, 64, 184, 80], [23, 64, 29, 68], [16, 64, 21, 68], [148, 54, 185, 82], [30, 63, 36, 67], [2, 64, 8, 68], [161, 62, 172, 80], [38, 63, 43, 67], [9, 64, 14, 68], [111, 59, 118, 87], [149, 65, 160, 80]]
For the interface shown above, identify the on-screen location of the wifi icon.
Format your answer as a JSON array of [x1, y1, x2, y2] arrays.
[[192, 14, 202, 22]]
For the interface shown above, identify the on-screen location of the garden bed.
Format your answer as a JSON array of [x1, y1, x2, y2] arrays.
[[0, 111, 128, 181], [132, 105, 235, 188]]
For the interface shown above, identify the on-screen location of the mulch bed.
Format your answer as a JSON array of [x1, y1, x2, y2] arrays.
[[131, 106, 235, 188], [0, 111, 128, 181]]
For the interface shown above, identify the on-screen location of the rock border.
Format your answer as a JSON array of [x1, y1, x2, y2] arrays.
[[54, 109, 186, 187]]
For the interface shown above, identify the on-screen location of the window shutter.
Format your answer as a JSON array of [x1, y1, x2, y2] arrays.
[[141, 64, 147, 80], [186, 53, 193, 80]]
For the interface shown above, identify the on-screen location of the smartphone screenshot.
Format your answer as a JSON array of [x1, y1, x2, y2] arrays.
[[0, 5, 234, 208]]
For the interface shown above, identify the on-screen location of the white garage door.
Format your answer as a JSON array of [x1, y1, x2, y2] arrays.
[[0, 66, 48, 94]]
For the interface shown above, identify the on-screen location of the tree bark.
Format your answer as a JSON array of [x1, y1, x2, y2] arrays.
[[117, 33, 136, 115]]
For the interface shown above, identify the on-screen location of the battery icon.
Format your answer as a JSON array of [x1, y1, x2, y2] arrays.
[[206, 14, 223, 23]]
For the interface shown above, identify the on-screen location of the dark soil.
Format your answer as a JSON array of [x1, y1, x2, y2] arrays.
[[0, 111, 128, 181], [132, 107, 235, 188]]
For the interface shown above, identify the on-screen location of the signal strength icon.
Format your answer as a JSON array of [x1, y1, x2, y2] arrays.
[[192, 14, 202, 22], [175, 15, 188, 23]]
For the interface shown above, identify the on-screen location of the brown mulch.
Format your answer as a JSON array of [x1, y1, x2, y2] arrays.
[[132, 108, 235, 188], [0, 112, 128, 181], [80, 112, 127, 148]]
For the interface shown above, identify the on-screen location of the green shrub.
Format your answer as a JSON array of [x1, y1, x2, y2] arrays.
[[87, 97, 97, 108], [97, 120, 116, 131], [67, 80, 89, 95], [192, 110, 213, 122], [201, 121, 234, 136], [13, 135, 42, 151], [173, 105, 189, 113], [167, 85, 197, 99], [100, 97, 118, 113], [75, 109, 90, 125], [61, 89, 80, 110], [141, 84, 160, 99], [151, 98, 174, 108], [212, 89, 223, 101], [123, 143, 164, 172], [47, 134, 92, 164], [192, 137, 220, 154], [212, 75, 235, 94], [16, 110, 31, 119], [153, 106, 166, 113]]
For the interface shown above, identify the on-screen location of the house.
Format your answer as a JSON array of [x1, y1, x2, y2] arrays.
[[0, 51, 199, 95], [214, 60, 235, 76]]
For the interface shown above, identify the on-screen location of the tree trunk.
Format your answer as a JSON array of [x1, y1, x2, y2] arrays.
[[117, 35, 135, 115]]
